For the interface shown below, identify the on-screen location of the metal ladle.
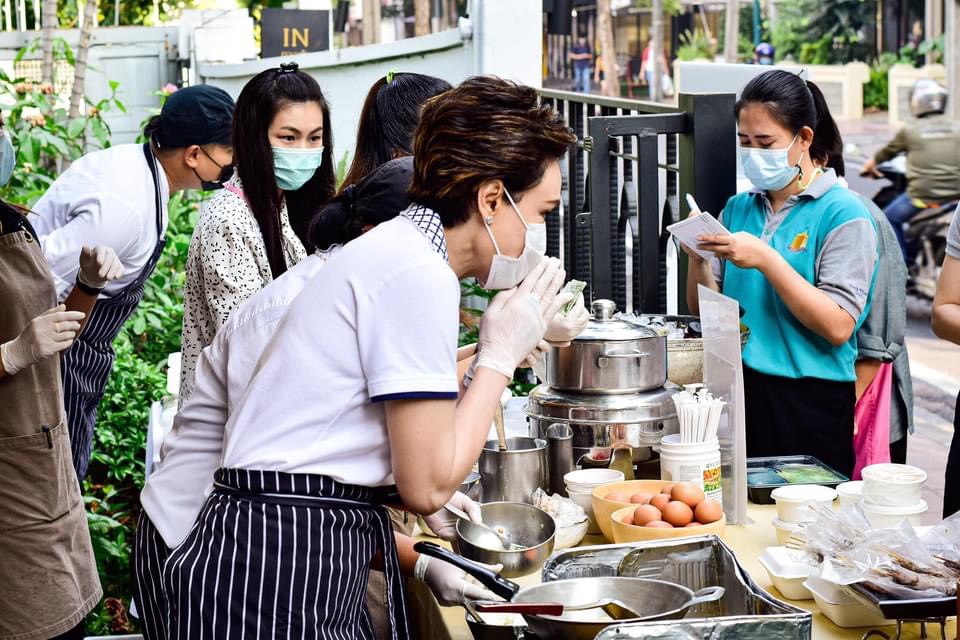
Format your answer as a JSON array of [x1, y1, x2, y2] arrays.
[[444, 503, 518, 550]]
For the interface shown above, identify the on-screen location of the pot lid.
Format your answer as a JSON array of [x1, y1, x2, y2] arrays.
[[576, 300, 661, 342]]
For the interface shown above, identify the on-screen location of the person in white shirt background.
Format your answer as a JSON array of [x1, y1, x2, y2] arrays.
[[152, 76, 578, 639], [178, 63, 334, 404], [29, 85, 236, 481]]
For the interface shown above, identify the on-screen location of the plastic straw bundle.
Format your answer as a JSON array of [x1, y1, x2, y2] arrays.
[[672, 384, 725, 444]]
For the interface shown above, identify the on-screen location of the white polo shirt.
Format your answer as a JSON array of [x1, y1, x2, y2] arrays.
[[30, 143, 170, 298], [142, 252, 334, 548], [221, 208, 460, 484]]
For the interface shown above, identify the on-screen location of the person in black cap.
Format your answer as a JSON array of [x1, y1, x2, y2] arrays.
[[30, 83, 236, 480]]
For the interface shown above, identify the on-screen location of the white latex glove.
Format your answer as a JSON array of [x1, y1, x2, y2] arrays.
[[422, 491, 482, 542], [474, 258, 565, 379], [521, 339, 551, 369], [78, 245, 124, 289], [0, 305, 85, 375], [544, 292, 590, 345], [415, 555, 505, 607]]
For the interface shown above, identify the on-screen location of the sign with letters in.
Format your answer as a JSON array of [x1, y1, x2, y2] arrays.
[[261, 9, 331, 58]]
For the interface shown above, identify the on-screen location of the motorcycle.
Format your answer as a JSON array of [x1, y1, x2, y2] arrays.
[[863, 154, 956, 300]]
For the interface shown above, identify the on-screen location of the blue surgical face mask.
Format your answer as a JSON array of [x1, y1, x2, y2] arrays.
[[739, 135, 804, 192], [272, 146, 323, 191], [0, 131, 15, 187]]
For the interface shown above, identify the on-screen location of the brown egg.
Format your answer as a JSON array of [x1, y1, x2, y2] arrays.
[[671, 483, 706, 508], [645, 520, 674, 528], [632, 504, 662, 526], [695, 500, 723, 524], [649, 494, 671, 512], [662, 501, 694, 527], [630, 492, 652, 504], [660, 484, 675, 495], [621, 514, 634, 526], [685, 522, 702, 528], [605, 491, 631, 503]]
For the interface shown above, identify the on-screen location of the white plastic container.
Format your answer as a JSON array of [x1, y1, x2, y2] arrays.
[[861, 463, 927, 507], [563, 469, 625, 493], [803, 576, 894, 628], [836, 481, 864, 508], [658, 434, 723, 503], [770, 484, 837, 523], [771, 517, 803, 546], [860, 499, 927, 529], [758, 547, 814, 600]]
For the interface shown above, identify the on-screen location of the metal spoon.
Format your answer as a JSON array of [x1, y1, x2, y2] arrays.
[[444, 503, 517, 550]]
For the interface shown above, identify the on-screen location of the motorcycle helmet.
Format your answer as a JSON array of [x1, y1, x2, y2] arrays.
[[754, 42, 775, 65], [910, 79, 948, 118]]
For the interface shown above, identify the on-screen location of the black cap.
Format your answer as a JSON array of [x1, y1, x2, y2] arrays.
[[155, 85, 235, 149]]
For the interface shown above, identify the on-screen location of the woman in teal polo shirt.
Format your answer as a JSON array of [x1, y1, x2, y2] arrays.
[[686, 70, 878, 477]]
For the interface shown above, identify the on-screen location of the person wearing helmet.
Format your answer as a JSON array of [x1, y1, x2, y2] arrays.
[[861, 79, 960, 261], [754, 42, 775, 65]]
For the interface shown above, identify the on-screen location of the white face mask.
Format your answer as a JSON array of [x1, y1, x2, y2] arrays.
[[480, 189, 547, 290], [739, 135, 805, 192]]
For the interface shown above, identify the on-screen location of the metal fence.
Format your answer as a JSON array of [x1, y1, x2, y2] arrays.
[[539, 89, 738, 315]]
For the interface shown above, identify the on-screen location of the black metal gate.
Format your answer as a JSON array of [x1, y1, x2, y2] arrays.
[[539, 89, 738, 315]]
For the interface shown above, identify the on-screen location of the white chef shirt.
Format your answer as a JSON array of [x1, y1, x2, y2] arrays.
[[141, 252, 334, 548], [30, 143, 170, 299], [221, 208, 460, 485]]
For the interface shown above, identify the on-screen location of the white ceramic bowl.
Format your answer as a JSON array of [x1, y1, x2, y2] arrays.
[[770, 484, 838, 523], [860, 499, 927, 529], [771, 517, 803, 546], [563, 469, 625, 493], [565, 487, 600, 534], [861, 463, 927, 508], [758, 547, 814, 600], [803, 576, 894, 628], [836, 481, 864, 508]]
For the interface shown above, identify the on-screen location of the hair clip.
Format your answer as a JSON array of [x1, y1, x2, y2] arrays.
[[280, 62, 299, 73], [386, 68, 398, 84]]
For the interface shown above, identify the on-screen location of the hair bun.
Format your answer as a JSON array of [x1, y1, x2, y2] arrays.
[[279, 62, 300, 73]]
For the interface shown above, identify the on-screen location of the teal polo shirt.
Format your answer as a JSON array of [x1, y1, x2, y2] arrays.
[[715, 171, 879, 382]]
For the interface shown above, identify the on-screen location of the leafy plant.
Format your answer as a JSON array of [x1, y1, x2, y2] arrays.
[[676, 30, 714, 62], [771, 0, 875, 64]]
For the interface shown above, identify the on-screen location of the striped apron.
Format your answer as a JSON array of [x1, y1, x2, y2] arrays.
[[62, 143, 165, 480], [161, 468, 411, 640]]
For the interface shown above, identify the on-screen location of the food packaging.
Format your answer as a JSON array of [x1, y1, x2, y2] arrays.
[[803, 576, 894, 628], [658, 434, 723, 504], [758, 547, 814, 600], [861, 463, 927, 508], [835, 481, 863, 508], [770, 484, 837, 523], [771, 517, 803, 546], [859, 499, 927, 529]]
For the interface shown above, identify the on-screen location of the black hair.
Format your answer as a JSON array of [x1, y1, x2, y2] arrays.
[[308, 156, 414, 250], [736, 70, 844, 177], [339, 73, 452, 192], [233, 65, 336, 276]]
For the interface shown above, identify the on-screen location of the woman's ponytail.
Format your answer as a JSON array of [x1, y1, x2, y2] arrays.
[[805, 80, 844, 177], [307, 185, 362, 250]]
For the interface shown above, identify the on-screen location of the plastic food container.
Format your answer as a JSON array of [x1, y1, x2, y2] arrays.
[[860, 499, 927, 529], [772, 517, 803, 546], [771, 484, 838, 523], [563, 468, 625, 493], [803, 576, 894, 628], [836, 481, 864, 508], [747, 455, 848, 504], [658, 434, 723, 503], [861, 463, 927, 508], [758, 547, 814, 600]]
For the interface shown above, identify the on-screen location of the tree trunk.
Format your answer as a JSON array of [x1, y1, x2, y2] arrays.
[[361, 0, 380, 45], [40, 0, 57, 83], [650, 0, 664, 101], [724, 0, 740, 62], [597, 0, 618, 97], [69, 0, 97, 119], [414, 0, 430, 36]]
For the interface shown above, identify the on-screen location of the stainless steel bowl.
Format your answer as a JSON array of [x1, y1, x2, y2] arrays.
[[456, 502, 555, 578]]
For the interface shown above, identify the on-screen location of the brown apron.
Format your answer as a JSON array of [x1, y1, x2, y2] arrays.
[[0, 229, 102, 640]]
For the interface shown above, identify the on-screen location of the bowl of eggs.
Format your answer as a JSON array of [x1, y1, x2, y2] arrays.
[[593, 480, 725, 542]]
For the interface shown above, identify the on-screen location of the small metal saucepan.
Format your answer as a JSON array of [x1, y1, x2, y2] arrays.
[[455, 502, 555, 578], [414, 542, 725, 640]]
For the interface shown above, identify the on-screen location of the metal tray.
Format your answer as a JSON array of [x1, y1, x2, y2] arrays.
[[747, 455, 848, 504], [846, 582, 958, 620], [542, 535, 812, 639]]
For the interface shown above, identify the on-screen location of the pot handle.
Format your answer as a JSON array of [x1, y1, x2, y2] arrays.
[[685, 586, 726, 609], [413, 541, 520, 601], [474, 601, 565, 616], [597, 350, 649, 368]]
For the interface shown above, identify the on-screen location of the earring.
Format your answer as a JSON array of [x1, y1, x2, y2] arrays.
[[485, 215, 494, 225]]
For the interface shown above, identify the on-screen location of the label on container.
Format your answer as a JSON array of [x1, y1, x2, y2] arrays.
[[669, 460, 722, 503]]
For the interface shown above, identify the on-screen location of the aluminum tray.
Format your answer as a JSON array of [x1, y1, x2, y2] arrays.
[[846, 582, 957, 620], [542, 535, 812, 640]]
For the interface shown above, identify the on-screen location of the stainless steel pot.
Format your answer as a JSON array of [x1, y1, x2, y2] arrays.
[[546, 300, 667, 395], [479, 438, 548, 504]]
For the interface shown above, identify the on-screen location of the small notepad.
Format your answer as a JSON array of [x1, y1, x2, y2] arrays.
[[667, 212, 731, 260]]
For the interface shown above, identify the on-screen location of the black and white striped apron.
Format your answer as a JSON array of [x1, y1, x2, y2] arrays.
[[132, 510, 173, 640], [62, 143, 165, 480], [161, 468, 411, 640]]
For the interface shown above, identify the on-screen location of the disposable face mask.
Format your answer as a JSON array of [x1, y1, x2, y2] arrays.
[[481, 189, 547, 290], [739, 135, 805, 192], [273, 146, 324, 191], [0, 131, 14, 187], [195, 146, 233, 191]]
